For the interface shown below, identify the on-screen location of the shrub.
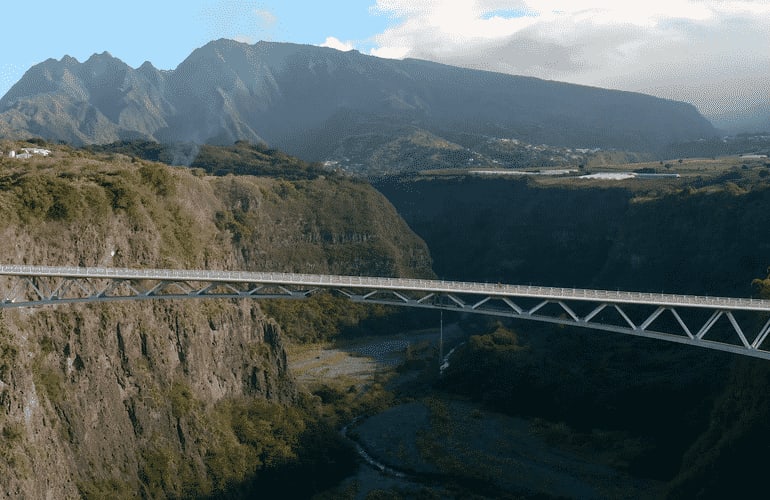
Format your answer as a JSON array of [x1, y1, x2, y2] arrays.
[[33, 363, 65, 404], [139, 163, 176, 196]]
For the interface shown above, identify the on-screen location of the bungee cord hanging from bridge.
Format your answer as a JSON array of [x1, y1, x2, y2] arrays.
[[2, 264, 770, 361]]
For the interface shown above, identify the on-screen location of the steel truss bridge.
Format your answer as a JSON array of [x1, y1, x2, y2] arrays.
[[2, 264, 770, 360]]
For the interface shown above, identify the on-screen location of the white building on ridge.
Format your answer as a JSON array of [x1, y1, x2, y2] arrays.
[[5, 147, 52, 159]]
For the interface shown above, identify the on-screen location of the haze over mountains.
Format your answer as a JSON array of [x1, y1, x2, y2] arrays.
[[0, 39, 717, 164]]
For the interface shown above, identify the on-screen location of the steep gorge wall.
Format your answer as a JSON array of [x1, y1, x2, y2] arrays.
[[376, 176, 770, 296], [0, 301, 290, 498], [0, 154, 432, 497]]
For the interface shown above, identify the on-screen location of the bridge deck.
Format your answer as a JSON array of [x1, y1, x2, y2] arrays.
[[1, 264, 769, 311]]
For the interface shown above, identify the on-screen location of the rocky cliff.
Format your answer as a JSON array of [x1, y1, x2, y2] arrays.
[[0, 144, 432, 497], [0, 301, 291, 498], [375, 171, 770, 296]]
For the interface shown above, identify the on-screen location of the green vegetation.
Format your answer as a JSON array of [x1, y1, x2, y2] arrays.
[[33, 360, 65, 406], [82, 139, 328, 179], [84, 140, 198, 165], [191, 141, 327, 179], [1, 422, 23, 442], [466, 322, 527, 353], [363, 129, 477, 174], [530, 419, 648, 471], [440, 318, 722, 481], [208, 173, 433, 277], [262, 294, 389, 343], [138, 437, 204, 498], [664, 358, 770, 499], [147, 383, 319, 495], [0, 154, 193, 249], [662, 133, 770, 159], [138, 163, 175, 196], [169, 379, 197, 419], [76, 478, 136, 500], [658, 269, 770, 498], [204, 397, 305, 484], [170, 394, 356, 498], [0, 420, 26, 475]]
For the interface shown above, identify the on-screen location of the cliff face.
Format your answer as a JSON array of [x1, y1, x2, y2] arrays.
[[0, 302, 290, 498], [0, 148, 432, 497], [376, 174, 770, 296]]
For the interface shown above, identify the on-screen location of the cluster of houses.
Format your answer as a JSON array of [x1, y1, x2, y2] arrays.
[[2, 147, 52, 159]]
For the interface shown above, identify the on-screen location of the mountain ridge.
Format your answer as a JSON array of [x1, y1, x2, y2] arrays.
[[0, 39, 717, 165]]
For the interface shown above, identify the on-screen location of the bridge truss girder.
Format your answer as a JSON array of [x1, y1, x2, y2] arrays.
[[339, 289, 770, 360], [0, 275, 316, 308], [2, 271, 770, 360]]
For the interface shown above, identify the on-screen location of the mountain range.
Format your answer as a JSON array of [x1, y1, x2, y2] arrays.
[[0, 39, 717, 166]]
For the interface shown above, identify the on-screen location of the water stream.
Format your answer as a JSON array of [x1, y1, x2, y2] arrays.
[[341, 417, 407, 479]]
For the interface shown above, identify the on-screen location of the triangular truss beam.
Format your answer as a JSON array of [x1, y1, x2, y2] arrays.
[[342, 293, 770, 360]]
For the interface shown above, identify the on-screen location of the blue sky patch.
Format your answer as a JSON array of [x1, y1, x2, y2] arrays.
[[481, 9, 538, 20]]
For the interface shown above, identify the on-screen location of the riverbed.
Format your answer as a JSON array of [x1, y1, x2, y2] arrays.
[[287, 327, 664, 498]]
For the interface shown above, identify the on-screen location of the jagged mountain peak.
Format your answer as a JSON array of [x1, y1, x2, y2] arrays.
[[85, 50, 117, 62], [59, 54, 80, 65]]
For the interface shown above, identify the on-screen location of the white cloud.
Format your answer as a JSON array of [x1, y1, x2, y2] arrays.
[[368, 1, 770, 126], [370, 45, 411, 59], [320, 36, 356, 52], [255, 9, 277, 26], [233, 35, 255, 44]]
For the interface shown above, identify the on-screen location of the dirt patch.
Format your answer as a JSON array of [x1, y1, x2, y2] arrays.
[[287, 326, 464, 386], [288, 344, 378, 385]]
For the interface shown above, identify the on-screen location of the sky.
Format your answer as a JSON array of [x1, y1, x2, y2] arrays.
[[1, 1, 768, 129]]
